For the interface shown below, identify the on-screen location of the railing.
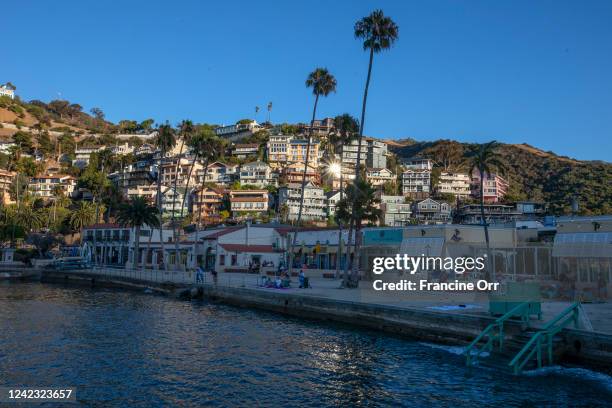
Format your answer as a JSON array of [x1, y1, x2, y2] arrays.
[[508, 302, 580, 375], [465, 301, 531, 366]]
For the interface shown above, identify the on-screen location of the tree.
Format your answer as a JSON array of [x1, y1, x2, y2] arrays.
[[336, 179, 382, 285], [70, 201, 97, 237], [465, 141, 506, 281], [348, 10, 399, 286], [153, 122, 176, 268], [90, 107, 105, 120], [288, 68, 336, 276], [170, 119, 196, 268], [116, 196, 159, 269], [26, 233, 64, 258], [12, 131, 34, 153]]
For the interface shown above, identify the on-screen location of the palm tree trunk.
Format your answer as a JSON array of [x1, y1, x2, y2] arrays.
[[349, 47, 375, 286], [288, 93, 319, 276], [170, 140, 185, 270], [479, 170, 494, 281], [343, 216, 354, 287], [156, 150, 165, 270], [335, 171, 343, 279], [193, 158, 210, 268]]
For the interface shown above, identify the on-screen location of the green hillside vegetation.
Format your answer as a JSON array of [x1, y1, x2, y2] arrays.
[[391, 140, 612, 216]]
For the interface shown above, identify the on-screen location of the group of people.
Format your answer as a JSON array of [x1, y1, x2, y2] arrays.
[[258, 270, 310, 289]]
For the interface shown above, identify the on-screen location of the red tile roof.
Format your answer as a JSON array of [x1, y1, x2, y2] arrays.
[[219, 244, 277, 253]]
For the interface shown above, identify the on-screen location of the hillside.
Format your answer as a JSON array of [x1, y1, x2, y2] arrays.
[[390, 140, 612, 216]]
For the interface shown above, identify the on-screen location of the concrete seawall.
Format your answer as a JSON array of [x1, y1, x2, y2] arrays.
[[41, 269, 612, 373]]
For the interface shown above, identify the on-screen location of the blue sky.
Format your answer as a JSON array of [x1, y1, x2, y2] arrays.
[[3, 0, 611, 161]]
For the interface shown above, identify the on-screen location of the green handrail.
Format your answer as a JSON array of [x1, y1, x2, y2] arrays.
[[508, 302, 580, 375], [465, 301, 531, 366]]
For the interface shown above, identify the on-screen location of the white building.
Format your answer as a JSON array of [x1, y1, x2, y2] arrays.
[[215, 120, 262, 142], [436, 172, 471, 198], [402, 169, 431, 198], [266, 134, 319, 169], [412, 198, 451, 224], [110, 142, 135, 156], [326, 190, 342, 217], [229, 190, 269, 216], [29, 174, 77, 199], [0, 85, 15, 99], [158, 186, 188, 220], [239, 161, 277, 188], [402, 158, 433, 170], [73, 146, 105, 168], [366, 168, 395, 186], [340, 138, 387, 170], [379, 195, 412, 226], [278, 182, 327, 222]]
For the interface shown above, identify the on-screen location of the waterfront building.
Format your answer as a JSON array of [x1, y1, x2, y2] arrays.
[[455, 203, 522, 224], [471, 170, 508, 203], [366, 167, 395, 187], [239, 161, 277, 188], [411, 198, 451, 224], [191, 187, 225, 224], [231, 143, 260, 159], [436, 172, 471, 198], [402, 169, 431, 199], [214, 120, 262, 142], [29, 174, 76, 200], [378, 195, 412, 226], [0, 169, 15, 204], [278, 182, 327, 222], [229, 190, 269, 217]]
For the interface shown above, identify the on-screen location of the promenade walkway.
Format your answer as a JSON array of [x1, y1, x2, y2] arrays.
[[77, 266, 612, 334]]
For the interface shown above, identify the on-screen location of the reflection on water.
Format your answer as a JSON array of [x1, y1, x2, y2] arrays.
[[0, 282, 610, 407]]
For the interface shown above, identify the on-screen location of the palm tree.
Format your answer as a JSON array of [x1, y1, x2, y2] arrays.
[[169, 120, 195, 269], [336, 179, 382, 284], [191, 135, 225, 268], [465, 141, 506, 281], [348, 10, 398, 285], [179, 130, 210, 222], [328, 114, 359, 281], [116, 196, 159, 269], [153, 122, 176, 269], [70, 201, 97, 240], [288, 68, 336, 275]]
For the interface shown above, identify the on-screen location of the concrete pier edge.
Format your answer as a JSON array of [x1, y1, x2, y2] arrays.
[[39, 270, 612, 374]]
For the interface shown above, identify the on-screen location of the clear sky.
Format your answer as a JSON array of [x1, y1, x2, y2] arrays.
[[3, 0, 611, 161]]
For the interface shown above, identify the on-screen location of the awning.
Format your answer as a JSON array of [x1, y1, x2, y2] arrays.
[[552, 232, 612, 258]]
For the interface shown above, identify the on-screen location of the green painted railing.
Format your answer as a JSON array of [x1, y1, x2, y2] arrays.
[[465, 301, 531, 367], [508, 302, 581, 375]]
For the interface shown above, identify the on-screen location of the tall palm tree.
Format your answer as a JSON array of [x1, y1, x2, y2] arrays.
[[466, 141, 506, 281], [179, 130, 210, 222], [153, 122, 176, 269], [329, 114, 359, 282], [288, 68, 336, 275], [192, 135, 225, 267], [170, 120, 195, 269], [116, 196, 159, 269], [348, 10, 398, 285], [336, 180, 382, 284]]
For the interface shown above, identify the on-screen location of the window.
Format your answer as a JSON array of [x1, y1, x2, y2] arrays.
[[219, 255, 225, 266], [231, 255, 237, 265]]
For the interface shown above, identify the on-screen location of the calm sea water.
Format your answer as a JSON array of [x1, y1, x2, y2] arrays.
[[0, 282, 610, 407]]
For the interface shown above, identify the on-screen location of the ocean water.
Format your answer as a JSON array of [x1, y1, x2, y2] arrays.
[[0, 282, 610, 407]]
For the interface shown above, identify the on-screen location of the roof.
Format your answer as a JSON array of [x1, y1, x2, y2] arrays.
[[219, 244, 277, 253], [202, 226, 245, 239], [84, 223, 122, 230], [234, 143, 260, 149]]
